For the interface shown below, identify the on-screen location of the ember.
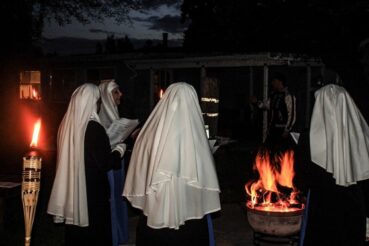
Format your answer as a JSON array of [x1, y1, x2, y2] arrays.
[[245, 149, 304, 213]]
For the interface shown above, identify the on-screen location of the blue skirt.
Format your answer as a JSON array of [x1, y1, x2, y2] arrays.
[[108, 160, 129, 246]]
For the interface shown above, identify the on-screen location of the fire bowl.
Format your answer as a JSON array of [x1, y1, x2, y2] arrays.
[[246, 205, 304, 237]]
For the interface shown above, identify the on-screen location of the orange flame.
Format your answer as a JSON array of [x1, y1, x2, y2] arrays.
[[245, 150, 303, 212], [30, 119, 41, 148], [31, 87, 41, 100], [32, 88, 37, 99], [276, 150, 295, 188], [255, 152, 278, 193]]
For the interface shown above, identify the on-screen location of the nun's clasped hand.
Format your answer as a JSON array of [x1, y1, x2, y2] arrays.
[[113, 143, 127, 157]]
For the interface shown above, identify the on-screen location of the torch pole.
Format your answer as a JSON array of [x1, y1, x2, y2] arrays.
[[21, 150, 42, 246]]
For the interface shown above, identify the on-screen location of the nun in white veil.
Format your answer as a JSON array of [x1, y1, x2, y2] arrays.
[[48, 83, 124, 245], [99, 80, 121, 129], [310, 84, 369, 186], [99, 79, 129, 245], [123, 82, 221, 245], [296, 84, 369, 246]]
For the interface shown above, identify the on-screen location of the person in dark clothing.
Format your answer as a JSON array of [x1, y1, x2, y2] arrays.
[[251, 74, 296, 153], [48, 84, 125, 245], [251, 73, 296, 169], [294, 84, 369, 246]]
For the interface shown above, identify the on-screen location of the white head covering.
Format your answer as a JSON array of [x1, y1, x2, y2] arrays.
[[48, 83, 101, 226], [123, 82, 221, 229], [310, 84, 369, 186], [99, 79, 120, 129]]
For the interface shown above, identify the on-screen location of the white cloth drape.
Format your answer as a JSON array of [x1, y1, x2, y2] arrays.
[[47, 83, 101, 226], [310, 84, 369, 186], [123, 82, 221, 229], [99, 79, 119, 129]]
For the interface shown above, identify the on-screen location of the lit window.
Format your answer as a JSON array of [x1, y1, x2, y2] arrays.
[[20, 71, 41, 100]]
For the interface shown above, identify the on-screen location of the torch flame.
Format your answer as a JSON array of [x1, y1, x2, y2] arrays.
[[30, 119, 41, 148]]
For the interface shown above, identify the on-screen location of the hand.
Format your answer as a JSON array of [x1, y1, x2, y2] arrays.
[[113, 143, 126, 157]]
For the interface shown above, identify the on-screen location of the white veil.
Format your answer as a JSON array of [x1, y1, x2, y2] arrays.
[[47, 83, 100, 226], [123, 82, 221, 229], [99, 79, 119, 129], [310, 84, 369, 186]]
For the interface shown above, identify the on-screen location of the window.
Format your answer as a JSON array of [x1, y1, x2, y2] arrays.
[[19, 71, 41, 100]]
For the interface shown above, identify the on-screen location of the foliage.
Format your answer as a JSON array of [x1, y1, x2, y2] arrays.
[[35, 0, 141, 25], [0, 0, 142, 60], [181, 0, 369, 57]]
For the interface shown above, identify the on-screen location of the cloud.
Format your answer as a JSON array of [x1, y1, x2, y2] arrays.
[[139, 0, 181, 10], [132, 15, 188, 34], [89, 28, 127, 36]]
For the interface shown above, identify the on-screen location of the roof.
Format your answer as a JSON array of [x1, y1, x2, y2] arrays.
[[42, 52, 324, 69]]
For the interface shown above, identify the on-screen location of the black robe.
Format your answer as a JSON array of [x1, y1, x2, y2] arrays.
[[294, 131, 367, 246], [136, 214, 209, 246], [65, 120, 121, 246]]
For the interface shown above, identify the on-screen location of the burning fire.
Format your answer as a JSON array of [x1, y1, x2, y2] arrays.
[[30, 86, 41, 100], [32, 88, 38, 99], [30, 119, 41, 148], [245, 149, 304, 212]]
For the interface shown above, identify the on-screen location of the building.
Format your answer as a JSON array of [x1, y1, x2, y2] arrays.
[[21, 52, 324, 147]]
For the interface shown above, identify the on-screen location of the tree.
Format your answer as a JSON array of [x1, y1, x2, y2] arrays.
[[105, 35, 117, 54], [181, 0, 369, 56], [181, 0, 369, 113], [0, 0, 143, 167], [116, 35, 134, 53], [0, 0, 142, 61], [180, 0, 369, 121]]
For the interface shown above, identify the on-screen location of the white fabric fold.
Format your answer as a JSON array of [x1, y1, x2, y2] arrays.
[[123, 82, 221, 229], [47, 83, 100, 226], [310, 84, 369, 186], [99, 79, 120, 129]]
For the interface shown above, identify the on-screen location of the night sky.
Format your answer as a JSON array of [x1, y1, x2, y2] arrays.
[[43, 2, 187, 41]]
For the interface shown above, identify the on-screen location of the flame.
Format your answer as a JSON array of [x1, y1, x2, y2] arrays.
[[245, 149, 304, 212], [159, 89, 164, 98], [32, 88, 37, 99], [255, 152, 278, 193], [276, 150, 295, 188], [30, 119, 41, 148], [31, 87, 41, 100]]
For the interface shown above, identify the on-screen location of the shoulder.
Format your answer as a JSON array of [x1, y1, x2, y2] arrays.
[[86, 120, 106, 135], [85, 120, 110, 147], [284, 88, 295, 99]]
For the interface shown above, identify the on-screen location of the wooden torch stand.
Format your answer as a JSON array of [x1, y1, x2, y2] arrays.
[[21, 151, 42, 246]]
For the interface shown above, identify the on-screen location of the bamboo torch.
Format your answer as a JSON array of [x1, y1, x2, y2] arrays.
[[22, 119, 42, 246]]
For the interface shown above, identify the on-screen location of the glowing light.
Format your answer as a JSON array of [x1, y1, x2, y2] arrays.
[[30, 119, 41, 148], [31, 88, 41, 100], [245, 150, 304, 212], [201, 97, 219, 103], [276, 150, 295, 188]]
